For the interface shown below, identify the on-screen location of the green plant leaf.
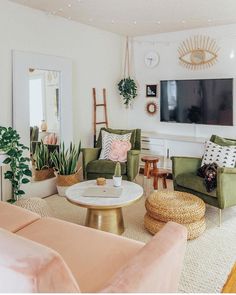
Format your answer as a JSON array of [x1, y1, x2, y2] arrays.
[[23, 169, 32, 177], [22, 178, 30, 184]]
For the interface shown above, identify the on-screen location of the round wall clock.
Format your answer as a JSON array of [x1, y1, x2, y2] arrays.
[[144, 51, 160, 68]]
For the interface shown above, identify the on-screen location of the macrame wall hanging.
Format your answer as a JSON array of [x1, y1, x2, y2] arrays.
[[118, 37, 138, 108], [178, 35, 220, 70]]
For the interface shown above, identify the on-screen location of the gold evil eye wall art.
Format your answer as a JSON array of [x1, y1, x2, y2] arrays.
[[178, 35, 220, 70]]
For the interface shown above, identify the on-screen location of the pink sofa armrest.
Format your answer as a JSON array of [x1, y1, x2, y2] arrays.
[[0, 228, 80, 293], [101, 222, 187, 293], [0, 201, 40, 232]]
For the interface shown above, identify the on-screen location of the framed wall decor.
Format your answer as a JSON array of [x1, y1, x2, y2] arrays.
[[146, 101, 158, 116], [146, 84, 157, 97]]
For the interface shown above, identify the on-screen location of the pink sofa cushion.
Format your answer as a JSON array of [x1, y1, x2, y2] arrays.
[[0, 201, 40, 233], [17, 217, 144, 292], [0, 228, 80, 293]]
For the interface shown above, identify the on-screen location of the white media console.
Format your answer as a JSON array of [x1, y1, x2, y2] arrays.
[[140, 132, 206, 169]]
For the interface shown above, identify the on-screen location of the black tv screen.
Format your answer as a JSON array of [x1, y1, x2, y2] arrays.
[[160, 79, 233, 126]]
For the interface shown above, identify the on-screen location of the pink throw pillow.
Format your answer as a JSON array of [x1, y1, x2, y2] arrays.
[[109, 140, 131, 162]]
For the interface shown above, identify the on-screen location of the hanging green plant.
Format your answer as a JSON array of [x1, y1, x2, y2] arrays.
[[118, 77, 138, 106], [118, 37, 138, 107]]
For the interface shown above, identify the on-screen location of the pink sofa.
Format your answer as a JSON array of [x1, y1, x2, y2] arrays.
[[0, 201, 187, 293]]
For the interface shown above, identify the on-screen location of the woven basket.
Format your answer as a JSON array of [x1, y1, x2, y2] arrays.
[[34, 168, 55, 181], [144, 213, 206, 240], [145, 190, 205, 223], [56, 171, 80, 187]]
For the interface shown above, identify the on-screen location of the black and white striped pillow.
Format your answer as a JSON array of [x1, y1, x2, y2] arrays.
[[99, 130, 132, 160], [201, 141, 236, 168]]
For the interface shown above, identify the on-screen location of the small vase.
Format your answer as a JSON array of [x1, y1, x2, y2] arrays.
[[113, 176, 122, 187], [41, 120, 48, 132]]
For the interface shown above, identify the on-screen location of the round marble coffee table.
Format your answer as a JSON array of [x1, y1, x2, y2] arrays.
[[66, 180, 143, 235]]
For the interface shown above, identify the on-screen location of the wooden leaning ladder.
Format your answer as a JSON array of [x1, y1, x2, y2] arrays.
[[93, 88, 109, 147]]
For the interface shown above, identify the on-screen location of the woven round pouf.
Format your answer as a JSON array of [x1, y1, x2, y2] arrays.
[[15, 197, 53, 217], [144, 191, 206, 240], [145, 191, 205, 223], [144, 213, 206, 240]]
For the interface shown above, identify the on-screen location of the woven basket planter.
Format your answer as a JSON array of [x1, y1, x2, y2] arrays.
[[144, 213, 206, 240], [55, 171, 80, 197], [34, 168, 55, 181], [145, 190, 206, 224]]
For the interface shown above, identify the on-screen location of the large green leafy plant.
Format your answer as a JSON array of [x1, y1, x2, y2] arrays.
[[51, 142, 81, 175], [0, 127, 32, 200], [118, 77, 138, 106]]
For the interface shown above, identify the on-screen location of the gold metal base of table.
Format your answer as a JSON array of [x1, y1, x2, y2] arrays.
[[85, 207, 124, 235]]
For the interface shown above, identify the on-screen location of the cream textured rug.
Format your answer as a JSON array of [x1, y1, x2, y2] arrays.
[[45, 179, 236, 293]]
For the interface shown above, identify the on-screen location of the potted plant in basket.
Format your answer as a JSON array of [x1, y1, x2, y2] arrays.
[[51, 142, 81, 197], [33, 142, 55, 181], [0, 127, 32, 202], [113, 162, 122, 187]]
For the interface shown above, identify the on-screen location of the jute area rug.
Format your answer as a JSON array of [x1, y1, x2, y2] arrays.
[[45, 179, 236, 293]]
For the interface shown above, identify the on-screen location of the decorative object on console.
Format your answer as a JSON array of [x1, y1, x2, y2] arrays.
[[118, 37, 138, 107], [99, 130, 132, 160], [109, 140, 131, 162], [146, 101, 158, 116], [33, 143, 55, 181], [201, 141, 236, 168], [0, 127, 32, 202], [144, 51, 160, 68], [51, 142, 81, 197], [146, 84, 157, 97], [43, 133, 58, 145], [96, 177, 106, 186], [40, 120, 48, 132], [113, 162, 122, 187], [178, 35, 220, 70]]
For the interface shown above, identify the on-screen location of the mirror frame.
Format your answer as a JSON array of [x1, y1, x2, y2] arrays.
[[12, 50, 73, 150]]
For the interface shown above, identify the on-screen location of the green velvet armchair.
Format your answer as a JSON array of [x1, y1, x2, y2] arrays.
[[82, 128, 141, 181], [171, 135, 236, 224]]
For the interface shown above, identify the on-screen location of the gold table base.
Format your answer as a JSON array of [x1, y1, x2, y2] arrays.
[[85, 207, 124, 235]]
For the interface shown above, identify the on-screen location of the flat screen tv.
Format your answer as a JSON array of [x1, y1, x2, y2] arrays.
[[160, 78, 233, 126]]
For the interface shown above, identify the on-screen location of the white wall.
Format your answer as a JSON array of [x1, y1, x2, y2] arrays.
[[0, 0, 125, 147], [128, 24, 236, 139]]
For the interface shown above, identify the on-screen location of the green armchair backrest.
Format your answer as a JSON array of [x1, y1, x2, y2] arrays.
[[96, 128, 141, 150], [210, 135, 236, 146]]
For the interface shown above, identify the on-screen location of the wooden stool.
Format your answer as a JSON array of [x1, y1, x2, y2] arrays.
[[151, 168, 170, 190], [141, 156, 159, 179], [141, 156, 159, 193]]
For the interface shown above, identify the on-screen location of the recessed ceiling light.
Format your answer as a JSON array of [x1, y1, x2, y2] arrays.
[[68, 4, 72, 8], [181, 20, 186, 24], [156, 21, 161, 25], [133, 20, 137, 25]]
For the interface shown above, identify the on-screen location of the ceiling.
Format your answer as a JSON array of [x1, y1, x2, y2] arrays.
[[10, 0, 236, 36]]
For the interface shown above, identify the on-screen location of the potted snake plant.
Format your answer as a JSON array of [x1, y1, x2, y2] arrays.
[[33, 143, 55, 181], [113, 162, 122, 187], [51, 142, 81, 196]]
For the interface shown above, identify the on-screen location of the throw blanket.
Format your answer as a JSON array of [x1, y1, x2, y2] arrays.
[[197, 162, 218, 193]]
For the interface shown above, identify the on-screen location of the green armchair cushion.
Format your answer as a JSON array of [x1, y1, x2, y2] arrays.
[[96, 128, 140, 150], [210, 135, 236, 146], [86, 160, 127, 175], [175, 172, 217, 198]]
